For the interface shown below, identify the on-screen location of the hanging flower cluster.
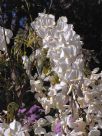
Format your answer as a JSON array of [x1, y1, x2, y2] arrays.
[[30, 13, 102, 135], [31, 13, 83, 82]]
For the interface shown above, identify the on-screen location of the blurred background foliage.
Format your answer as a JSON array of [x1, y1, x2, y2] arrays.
[[0, 0, 102, 121]]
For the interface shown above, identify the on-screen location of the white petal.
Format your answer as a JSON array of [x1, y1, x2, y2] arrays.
[[35, 127, 46, 135], [9, 120, 21, 132], [92, 67, 99, 74], [88, 129, 100, 136], [45, 116, 54, 123], [4, 128, 14, 136]]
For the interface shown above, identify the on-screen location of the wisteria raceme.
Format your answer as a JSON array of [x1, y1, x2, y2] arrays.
[[30, 13, 102, 136], [31, 13, 83, 82]]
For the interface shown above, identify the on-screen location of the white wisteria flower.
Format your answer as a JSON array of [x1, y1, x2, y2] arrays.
[[34, 127, 46, 135], [31, 13, 55, 38], [0, 26, 13, 52], [0, 120, 29, 136], [22, 55, 29, 69], [88, 127, 101, 136], [0, 123, 8, 135]]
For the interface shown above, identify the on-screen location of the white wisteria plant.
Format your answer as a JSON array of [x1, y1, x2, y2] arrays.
[[0, 13, 102, 136]]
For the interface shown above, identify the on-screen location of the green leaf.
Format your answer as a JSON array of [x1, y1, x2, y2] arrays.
[[7, 102, 19, 122]]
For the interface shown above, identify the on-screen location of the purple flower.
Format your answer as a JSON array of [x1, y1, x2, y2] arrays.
[[18, 108, 26, 114], [26, 105, 41, 115], [54, 121, 62, 134], [17, 104, 44, 125], [27, 114, 39, 124]]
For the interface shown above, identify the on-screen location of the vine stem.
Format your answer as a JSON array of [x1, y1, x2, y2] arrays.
[[24, 0, 33, 22], [48, 0, 53, 13]]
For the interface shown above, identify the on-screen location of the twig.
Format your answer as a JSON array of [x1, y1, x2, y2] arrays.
[[24, 0, 33, 22], [48, 0, 53, 13], [2, 27, 7, 48]]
